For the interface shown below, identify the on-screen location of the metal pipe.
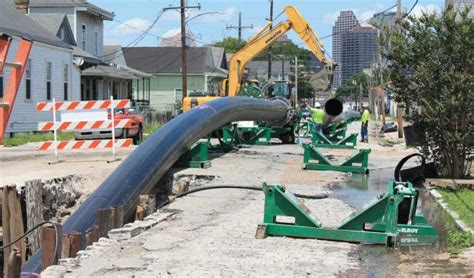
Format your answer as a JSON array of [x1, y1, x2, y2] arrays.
[[22, 97, 289, 273]]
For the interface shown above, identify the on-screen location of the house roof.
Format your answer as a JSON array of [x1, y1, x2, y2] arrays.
[[104, 45, 127, 65], [29, 0, 114, 20], [122, 46, 227, 76], [72, 46, 100, 63], [81, 65, 147, 79], [27, 13, 64, 35], [0, 1, 72, 49]]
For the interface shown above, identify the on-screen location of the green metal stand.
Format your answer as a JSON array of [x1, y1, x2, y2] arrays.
[[175, 141, 211, 168], [257, 182, 438, 246], [222, 125, 272, 146], [303, 144, 370, 174], [312, 132, 358, 149]]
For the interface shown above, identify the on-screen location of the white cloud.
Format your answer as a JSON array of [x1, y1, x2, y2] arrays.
[[323, 11, 344, 24], [161, 28, 181, 38], [110, 17, 153, 36], [411, 4, 441, 18]]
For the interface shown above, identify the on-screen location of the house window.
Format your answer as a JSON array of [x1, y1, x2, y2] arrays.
[[60, 28, 65, 40], [25, 59, 31, 99], [63, 64, 69, 100], [175, 88, 183, 102], [46, 61, 52, 100], [95, 29, 98, 55], [81, 24, 86, 50]]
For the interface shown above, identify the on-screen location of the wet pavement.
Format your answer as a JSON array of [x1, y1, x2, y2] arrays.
[[332, 168, 472, 276]]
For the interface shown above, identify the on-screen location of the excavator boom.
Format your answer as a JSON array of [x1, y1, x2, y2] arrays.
[[226, 6, 332, 97]]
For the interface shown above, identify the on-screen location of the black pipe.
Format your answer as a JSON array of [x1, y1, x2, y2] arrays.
[[322, 98, 343, 127], [22, 97, 289, 273]]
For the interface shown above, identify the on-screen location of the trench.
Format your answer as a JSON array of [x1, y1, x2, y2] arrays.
[[332, 168, 471, 276]]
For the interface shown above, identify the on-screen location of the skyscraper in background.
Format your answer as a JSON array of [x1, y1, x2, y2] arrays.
[[332, 11, 359, 88], [341, 26, 378, 85]]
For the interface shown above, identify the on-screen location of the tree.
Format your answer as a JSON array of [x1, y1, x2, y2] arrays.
[[385, 8, 473, 178], [214, 37, 247, 53], [335, 72, 370, 102]]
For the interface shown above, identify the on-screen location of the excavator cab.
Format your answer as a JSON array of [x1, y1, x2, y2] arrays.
[[271, 81, 293, 99]]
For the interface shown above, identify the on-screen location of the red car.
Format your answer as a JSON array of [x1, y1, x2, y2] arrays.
[[74, 108, 144, 145]]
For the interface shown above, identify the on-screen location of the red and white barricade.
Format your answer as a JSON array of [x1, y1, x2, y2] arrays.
[[37, 96, 132, 163]]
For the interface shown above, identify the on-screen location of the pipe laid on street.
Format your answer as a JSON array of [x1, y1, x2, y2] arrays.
[[22, 97, 289, 273]]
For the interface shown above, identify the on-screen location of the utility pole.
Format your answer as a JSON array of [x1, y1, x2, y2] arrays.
[[267, 0, 274, 79], [226, 12, 253, 43], [163, 0, 200, 101], [396, 0, 404, 139]]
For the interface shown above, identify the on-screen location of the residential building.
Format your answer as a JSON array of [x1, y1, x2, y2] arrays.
[[246, 60, 292, 82], [446, 0, 474, 18], [119, 46, 228, 113], [332, 10, 359, 88], [1, 0, 80, 135], [341, 26, 377, 85], [28, 0, 114, 58]]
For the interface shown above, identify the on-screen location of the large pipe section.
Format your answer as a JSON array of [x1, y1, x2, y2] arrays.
[[22, 97, 289, 273], [322, 98, 343, 127]]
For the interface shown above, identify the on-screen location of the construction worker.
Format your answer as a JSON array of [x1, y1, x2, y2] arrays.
[[360, 105, 370, 143], [309, 103, 325, 134]]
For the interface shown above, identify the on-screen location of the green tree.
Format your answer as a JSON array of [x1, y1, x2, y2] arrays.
[[214, 37, 247, 53], [335, 72, 370, 101], [386, 8, 473, 178]]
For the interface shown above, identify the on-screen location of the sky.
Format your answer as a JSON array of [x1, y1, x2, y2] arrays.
[[93, 0, 445, 57]]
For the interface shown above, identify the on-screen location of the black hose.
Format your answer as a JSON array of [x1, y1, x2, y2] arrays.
[[0, 221, 58, 266], [158, 185, 329, 209], [394, 153, 426, 182]]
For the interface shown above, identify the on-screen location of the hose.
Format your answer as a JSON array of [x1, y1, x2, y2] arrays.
[[0, 221, 58, 266], [158, 185, 329, 209], [394, 153, 426, 182]]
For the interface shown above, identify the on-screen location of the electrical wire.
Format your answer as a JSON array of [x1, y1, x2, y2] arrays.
[[402, 0, 419, 19], [0, 221, 59, 266], [158, 185, 329, 209]]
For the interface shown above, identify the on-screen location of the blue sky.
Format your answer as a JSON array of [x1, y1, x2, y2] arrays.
[[93, 0, 444, 56]]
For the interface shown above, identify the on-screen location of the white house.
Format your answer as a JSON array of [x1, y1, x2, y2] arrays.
[[1, 0, 80, 136]]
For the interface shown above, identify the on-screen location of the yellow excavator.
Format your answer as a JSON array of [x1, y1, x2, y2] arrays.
[[183, 5, 334, 111]]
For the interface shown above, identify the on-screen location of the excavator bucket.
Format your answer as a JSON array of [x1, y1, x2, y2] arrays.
[[308, 63, 336, 92]]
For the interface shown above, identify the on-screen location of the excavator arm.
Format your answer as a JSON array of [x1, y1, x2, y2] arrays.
[[226, 6, 332, 97]]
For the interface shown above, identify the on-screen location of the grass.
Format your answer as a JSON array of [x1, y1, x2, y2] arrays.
[[438, 188, 474, 228], [143, 122, 162, 141], [2, 132, 75, 147], [447, 230, 473, 257], [436, 188, 474, 257]]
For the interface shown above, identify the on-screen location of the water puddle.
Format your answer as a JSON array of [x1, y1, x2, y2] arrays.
[[332, 168, 470, 276]]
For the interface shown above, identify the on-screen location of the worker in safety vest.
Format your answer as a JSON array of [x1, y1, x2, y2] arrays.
[[309, 103, 325, 134], [360, 105, 370, 143]]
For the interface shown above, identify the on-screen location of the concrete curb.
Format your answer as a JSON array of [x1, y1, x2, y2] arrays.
[[425, 184, 473, 234], [41, 209, 176, 277]]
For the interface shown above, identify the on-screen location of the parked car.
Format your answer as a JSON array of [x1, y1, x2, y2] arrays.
[[74, 108, 144, 145]]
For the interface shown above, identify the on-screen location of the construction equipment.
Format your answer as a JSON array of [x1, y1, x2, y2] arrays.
[[183, 5, 334, 111], [257, 182, 438, 246], [303, 145, 371, 174], [0, 34, 33, 143]]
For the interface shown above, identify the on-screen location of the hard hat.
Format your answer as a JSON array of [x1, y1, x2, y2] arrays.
[[315, 103, 321, 108]]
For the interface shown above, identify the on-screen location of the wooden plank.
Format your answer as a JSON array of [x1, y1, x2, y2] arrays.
[[113, 206, 124, 228], [85, 225, 99, 247], [5, 247, 21, 278], [25, 179, 43, 254], [425, 178, 474, 190], [2, 184, 26, 277], [96, 207, 115, 238], [62, 232, 81, 258], [40, 223, 62, 270]]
